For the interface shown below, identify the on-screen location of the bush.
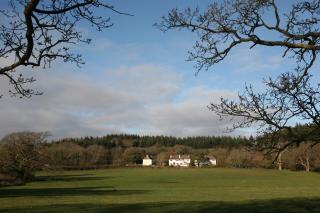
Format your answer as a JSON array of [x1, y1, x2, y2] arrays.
[[0, 132, 46, 183]]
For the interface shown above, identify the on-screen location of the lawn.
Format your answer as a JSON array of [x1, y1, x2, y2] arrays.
[[1, 168, 320, 212]]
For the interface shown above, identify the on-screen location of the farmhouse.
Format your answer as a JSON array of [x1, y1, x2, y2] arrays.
[[194, 156, 217, 167], [208, 156, 217, 166], [169, 154, 191, 167], [142, 155, 153, 166]]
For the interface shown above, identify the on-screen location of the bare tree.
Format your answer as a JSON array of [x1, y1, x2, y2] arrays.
[[294, 143, 319, 172], [0, 131, 48, 182], [157, 0, 319, 74], [211, 74, 320, 158], [157, 0, 320, 156], [0, 0, 128, 98]]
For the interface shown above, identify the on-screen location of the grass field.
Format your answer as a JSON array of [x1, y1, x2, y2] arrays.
[[1, 168, 320, 212]]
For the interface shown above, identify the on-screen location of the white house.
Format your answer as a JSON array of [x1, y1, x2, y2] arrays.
[[194, 156, 217, 167], [209, 156, 217, 166], [169, 155, 191, 167], [142, 155, 153, 166]]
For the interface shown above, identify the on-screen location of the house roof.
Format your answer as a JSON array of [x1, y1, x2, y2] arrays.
[[205, 155, 216, 160], [169, 155, 190, 160], [143, 155, 152, 160]]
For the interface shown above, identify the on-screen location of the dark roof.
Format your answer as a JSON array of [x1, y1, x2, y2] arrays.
[[206, 155, 216, 160], [169, 155, 190, 160], [143, 155, 152, 160]]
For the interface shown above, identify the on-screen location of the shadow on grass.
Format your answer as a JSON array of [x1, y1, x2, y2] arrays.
[[2, 198, 320, 213], [0, 187, 149, 198], [36, 174, 111, 182]]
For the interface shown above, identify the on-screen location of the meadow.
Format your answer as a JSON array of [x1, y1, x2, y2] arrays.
[[1, 168, 320, 213]]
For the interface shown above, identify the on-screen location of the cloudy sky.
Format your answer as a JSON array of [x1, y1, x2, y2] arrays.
[[0, 1, 303, 139]]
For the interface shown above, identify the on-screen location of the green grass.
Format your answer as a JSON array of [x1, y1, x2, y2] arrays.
[[1, 168, 320, 212]]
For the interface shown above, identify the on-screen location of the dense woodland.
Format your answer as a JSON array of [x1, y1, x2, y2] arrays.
[[37, 134, 252, 168], [1, 130, 320, 185], [56, 135, 250, 149]]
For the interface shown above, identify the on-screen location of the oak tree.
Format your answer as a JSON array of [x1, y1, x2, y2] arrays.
[[0, 132, 48, 182], [158, 0, 320, 157], [0, 0, 127, 98]]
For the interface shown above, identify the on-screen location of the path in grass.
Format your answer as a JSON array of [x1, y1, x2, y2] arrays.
[[1, 168, 320, 212]]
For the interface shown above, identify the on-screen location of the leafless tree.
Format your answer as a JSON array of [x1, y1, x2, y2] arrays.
[[292, 142, 320, 172], [0, 0, 128, 98], [157, 0, 319, 74], [157, 0, 320, 156], [0, 131, 48, 182], [211, 74, 320, 159]]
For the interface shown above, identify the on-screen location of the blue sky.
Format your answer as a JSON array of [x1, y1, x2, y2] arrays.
[[0, 1, 316, 139]]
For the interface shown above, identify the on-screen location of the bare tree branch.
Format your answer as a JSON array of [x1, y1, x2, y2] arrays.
[[0, 0, 128, 98], [158, 0, 320, 157], [157, 0, 320, 71]]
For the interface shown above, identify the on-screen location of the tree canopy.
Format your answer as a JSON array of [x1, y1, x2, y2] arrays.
[[157, 0, 320, 156], [0, 0, 127, 98]]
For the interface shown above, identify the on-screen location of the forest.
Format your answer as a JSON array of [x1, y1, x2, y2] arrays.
[[1, 128, 320, 186]]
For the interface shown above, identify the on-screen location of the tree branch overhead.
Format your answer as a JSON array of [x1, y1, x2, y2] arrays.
[[0, 0, 126, 98]]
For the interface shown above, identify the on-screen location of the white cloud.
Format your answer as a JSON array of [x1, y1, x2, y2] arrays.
[[229, 47, 284, 74], [0, 64, 241, 139], [147, 86, 239, 136], [104, 64, 182, 102]]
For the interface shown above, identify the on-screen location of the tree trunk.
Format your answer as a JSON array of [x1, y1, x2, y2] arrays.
[[306, 157, 310, 172], [277, 151, 283, 171], [299, 156, 311, 172]]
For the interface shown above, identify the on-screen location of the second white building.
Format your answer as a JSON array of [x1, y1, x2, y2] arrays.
[[169, 155, 191, 167], [142, 155, 153, 166]]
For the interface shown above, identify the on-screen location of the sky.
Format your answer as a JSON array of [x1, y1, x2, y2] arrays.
[[0, 0, 313, 139]]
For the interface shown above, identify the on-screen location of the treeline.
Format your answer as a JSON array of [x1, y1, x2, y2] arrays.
[[55, 134, 250, 149], [1, 132, 320, 186], [40, 134, 252, 170]]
